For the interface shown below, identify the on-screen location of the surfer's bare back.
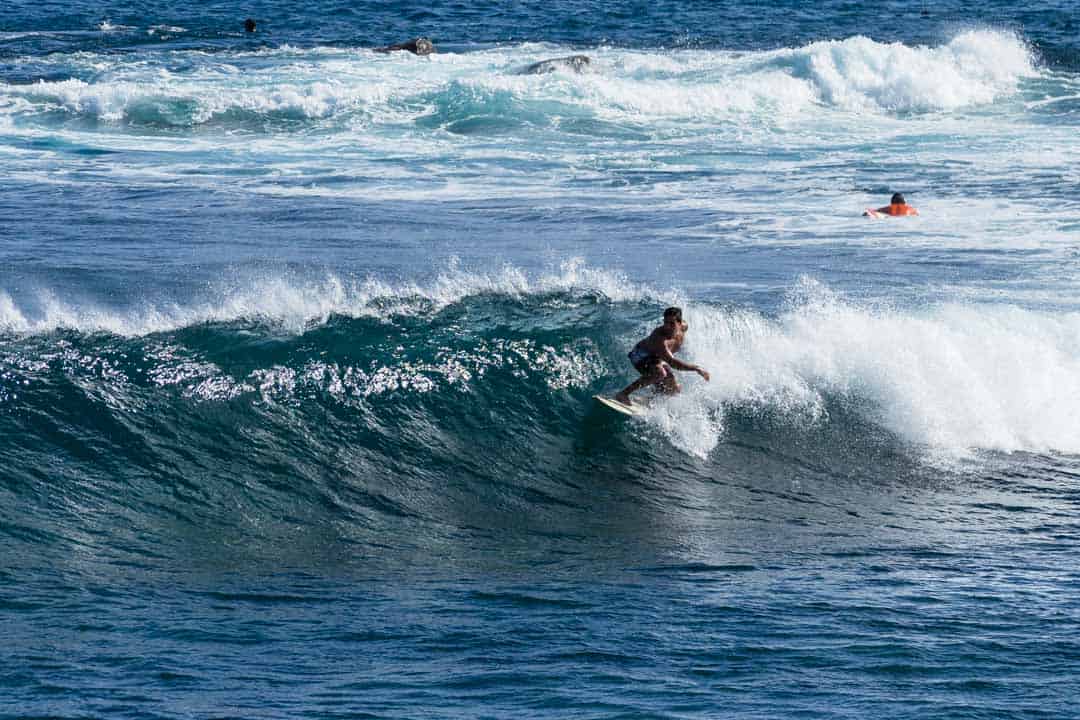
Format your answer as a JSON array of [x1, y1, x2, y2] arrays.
[[615, 306, 710, 405]]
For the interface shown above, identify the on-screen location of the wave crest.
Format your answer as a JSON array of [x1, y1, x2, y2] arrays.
[[786, 30, 1035, 112]]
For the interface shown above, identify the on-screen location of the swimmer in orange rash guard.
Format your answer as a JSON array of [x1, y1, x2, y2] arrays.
[[864, 192, 918, 217]]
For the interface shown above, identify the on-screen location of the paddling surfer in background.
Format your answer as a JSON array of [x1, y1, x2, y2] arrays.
[[865, 192, 918, 217], [615, 307, 710, 406]]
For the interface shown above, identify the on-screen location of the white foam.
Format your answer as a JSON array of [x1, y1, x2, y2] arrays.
[[10, 75, 392, 124], [0, 292, 30, 334], [0, 259, 654, 337], [97, 21, 135, 33], [785, 30, 1036, 112], [658, 278, 1080, 458], [147, 25, 186, 35], [0, 30, 1040, 130], [0, 30, 1066, 217], [575, 68, 817, 121]]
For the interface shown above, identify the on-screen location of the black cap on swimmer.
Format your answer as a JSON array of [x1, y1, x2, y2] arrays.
[[891, 192, 905, 205], [244, 18, 256, 33]]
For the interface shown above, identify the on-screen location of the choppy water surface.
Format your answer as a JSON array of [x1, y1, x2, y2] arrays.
[[2, 1, 1080, 717]]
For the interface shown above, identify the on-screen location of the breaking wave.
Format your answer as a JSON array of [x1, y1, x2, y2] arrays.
[[0, 30, 1041, 133], [3, 264, 1079, 470]]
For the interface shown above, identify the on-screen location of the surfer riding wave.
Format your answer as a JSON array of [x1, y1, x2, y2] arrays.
[[615, 307, 710, 406]]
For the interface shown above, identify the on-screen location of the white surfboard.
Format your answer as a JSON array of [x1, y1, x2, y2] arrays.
[[593, 394, 644, 417]]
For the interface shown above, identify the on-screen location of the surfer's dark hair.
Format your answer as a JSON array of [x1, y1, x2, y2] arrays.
[[663, 307, 682, 321], [891, 192, 905, 205]]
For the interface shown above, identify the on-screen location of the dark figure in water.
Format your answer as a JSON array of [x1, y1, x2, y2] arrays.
[[615, 307, 710, 406], [374, 37, 435, 55], [520, 55, 591, 75], [243, 18, 256, 33]]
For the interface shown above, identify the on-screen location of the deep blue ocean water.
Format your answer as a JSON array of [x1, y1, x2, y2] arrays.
[[3, 1, 1080, 717]]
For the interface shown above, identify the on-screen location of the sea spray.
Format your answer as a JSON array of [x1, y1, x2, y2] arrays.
[[669, 278, 1080, 457]]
